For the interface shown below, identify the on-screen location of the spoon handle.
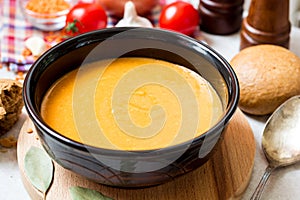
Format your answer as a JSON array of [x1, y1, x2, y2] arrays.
[[250, 165, 276, 200]]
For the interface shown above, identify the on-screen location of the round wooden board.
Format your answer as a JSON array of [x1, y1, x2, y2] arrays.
[[17, 109, 255, 200]]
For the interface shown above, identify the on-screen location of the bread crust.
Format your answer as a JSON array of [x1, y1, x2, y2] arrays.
[[0, 79, 23, 135], [230, 45, 300, 115]]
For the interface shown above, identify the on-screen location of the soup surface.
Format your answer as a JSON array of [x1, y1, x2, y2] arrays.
[[41, 57, 223, 150]]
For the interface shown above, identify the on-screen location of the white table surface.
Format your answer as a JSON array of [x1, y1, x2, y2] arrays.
[[0, 27, 299, 200]]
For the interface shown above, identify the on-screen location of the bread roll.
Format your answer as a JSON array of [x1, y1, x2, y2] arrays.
[[0, 79, 23, 135], [230, 45, 300, 115]]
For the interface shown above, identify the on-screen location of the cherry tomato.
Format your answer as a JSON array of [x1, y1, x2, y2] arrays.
[[159, 1, 199, 36], [65, 3, 107, 36]]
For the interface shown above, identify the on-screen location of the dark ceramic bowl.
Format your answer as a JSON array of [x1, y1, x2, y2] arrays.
[[23, 27, 239, 188]]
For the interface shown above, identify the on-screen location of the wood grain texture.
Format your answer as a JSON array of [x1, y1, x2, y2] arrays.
[[17, 109, 255, 200]]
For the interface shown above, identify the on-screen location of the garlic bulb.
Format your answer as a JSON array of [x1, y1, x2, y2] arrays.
[[25, 36, 46, 57], [115, 1, 153, 28]]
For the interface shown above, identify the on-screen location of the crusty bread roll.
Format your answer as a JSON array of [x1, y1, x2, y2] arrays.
[[230, 45, 300, 115], [0, 79, 23, 135]]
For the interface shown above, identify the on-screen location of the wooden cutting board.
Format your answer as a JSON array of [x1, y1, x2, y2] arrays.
[[17, 109, 255, 200]]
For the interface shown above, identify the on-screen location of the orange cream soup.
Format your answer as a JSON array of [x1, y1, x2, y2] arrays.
[[41, 57, 223, 150]]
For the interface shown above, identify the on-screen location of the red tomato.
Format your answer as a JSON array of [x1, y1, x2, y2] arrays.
[[159, 1, 199, 36], [65, 3, 107, 36]]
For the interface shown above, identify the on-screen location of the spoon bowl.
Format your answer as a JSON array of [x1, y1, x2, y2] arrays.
[[251, 95, 300, 199]]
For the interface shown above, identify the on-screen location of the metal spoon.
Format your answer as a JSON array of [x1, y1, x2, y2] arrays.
[[251, 95, 300, 200]]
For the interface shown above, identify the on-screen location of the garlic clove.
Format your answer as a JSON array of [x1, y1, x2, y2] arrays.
[[115, 1, 153, 28], [25, 36, 47, 57]]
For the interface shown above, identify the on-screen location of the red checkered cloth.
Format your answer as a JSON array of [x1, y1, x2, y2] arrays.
[[0, 0, 38, 72], [0, 0, 165, 72]]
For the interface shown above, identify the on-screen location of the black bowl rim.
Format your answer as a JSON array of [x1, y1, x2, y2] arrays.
[[23, 27, 239, 155]]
